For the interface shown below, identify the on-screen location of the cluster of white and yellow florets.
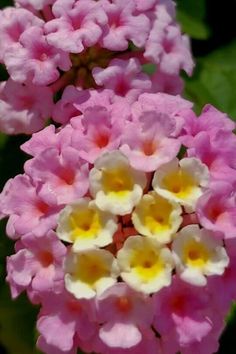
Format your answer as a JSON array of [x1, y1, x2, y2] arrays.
[[57, 150, 229, 299]]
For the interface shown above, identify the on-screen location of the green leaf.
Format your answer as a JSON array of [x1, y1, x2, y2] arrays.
[[0, 0, 14, 9], [0, 284, 41, 354], [176, 0, 210, 40], [183, 40, 236, 120]]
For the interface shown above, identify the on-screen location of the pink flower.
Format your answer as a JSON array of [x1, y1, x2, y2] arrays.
[[153, 277, 217, 346], [150, 71, 184, 95], [187, 131, 236, 184], [96, 283, 154, 349], [6, 231, 66, 298], [21, 124, 73, 157], [120, 110, 180, 171], [100, 0, 150, 50], [15, 0, 55, 11], [132, 92, 193, 136], [37, 288, 97, 353], [4, 26, 71, 85], [93, 58, 152, 101], [0, 79, 53, 134], [144, 4, 194, 75], [0, 7, 43, 62], [71, 106, 123, 163], [0, 175, 61, 238], [52, 86, 115, 124], [25, 146, 89, 205], [45, 0, 107, 53], [196, 182, 236, 238], [180, 104, 235, 147]]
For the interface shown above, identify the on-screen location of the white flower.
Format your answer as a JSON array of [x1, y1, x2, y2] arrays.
[[65, 248, 120, 299], [132, 191, 182, 244], [117, 235, 174, 294], [56, 198, 117, 251], [89, 150, 147, 215], [152, 157, 209, 211], [172, 224, 229, 286]]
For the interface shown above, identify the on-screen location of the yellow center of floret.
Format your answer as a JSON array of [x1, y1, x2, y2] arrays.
[[183, 241, 210, 268], [130, 247, 164, 281], [69, 208, 101, 240], [73, 254, 109, 286], [102, 167, 134, 198], [162, 169, 196, 199], [138, 197, 172, 234]]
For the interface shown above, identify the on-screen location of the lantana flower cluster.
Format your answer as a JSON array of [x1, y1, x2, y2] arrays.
[[1, 90, 236, 354], [0, 0, 193, 134]]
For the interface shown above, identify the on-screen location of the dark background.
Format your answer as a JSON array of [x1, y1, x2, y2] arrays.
[[0, 0, 236, 353]]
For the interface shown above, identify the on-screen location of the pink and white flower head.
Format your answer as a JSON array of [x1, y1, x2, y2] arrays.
[[0, 0, 194, 134], [1, 92, 236, 354]]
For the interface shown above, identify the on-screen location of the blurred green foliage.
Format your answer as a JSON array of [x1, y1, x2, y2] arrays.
[[176, 0, 210, 39], [0, 0, 236, 353], [184, 40, 236, 120]]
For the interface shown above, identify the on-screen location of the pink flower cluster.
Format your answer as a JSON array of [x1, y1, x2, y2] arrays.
[[1, 90, 236, 354], [0, 0, 193, 134]]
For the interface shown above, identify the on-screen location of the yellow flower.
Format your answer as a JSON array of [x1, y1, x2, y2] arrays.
[[153, 157, 209, 211], [132, 191, 182, 244], [172, 224, 229, 286], [117, 235, 174, 294], [57, 198, 118, 251], [65, 248, 120, 299], [89, 151, 147, 215]]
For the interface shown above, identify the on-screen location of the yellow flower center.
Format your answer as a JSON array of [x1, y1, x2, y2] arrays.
[[69, 208, 101, 240], [73, 254, 109, 286], [130, 248, 164, 281], [162, 169, 196, 199], [141, 197, 172, 234], [102, 167, 134, 197], [184, 241, 210, 268]]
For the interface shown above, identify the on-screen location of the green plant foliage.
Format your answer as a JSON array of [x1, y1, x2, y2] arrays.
[[183, 40, 236, 120], [0, 0, 13, 9], [176, 0, 210, 40]]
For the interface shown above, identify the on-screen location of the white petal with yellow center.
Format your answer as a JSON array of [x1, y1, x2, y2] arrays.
[[65, 248, 120, 299], [172, 224, 229, 286], [89, 151, 147, 215], [152, 157, 209, 211], [117, 235, 174, 294], [56, 198, 118, 251], [132, 191, 182, 244]]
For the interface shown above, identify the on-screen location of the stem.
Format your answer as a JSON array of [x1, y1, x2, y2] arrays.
[[50, 69, 75, 94]]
